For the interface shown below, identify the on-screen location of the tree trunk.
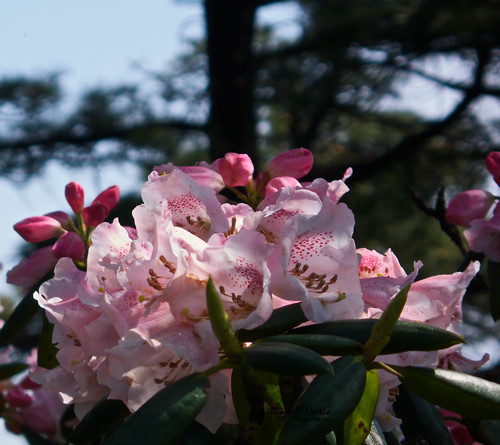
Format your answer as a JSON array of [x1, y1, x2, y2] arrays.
[[204, 0, 259, 166]]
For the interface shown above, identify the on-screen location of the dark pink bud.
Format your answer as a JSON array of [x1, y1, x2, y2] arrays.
[[7, 246, 58, 292], [92, 185, 120, 210], [45, 211, 72, 229], [486, 152, 500, 186], [7, 386, 32, 409], [52, 232, 85, 260], [213, 153, 254, 187], [65, 182, 85, 214], [83, 202, 109, 227], [14, 216, 65, 243], [266, 148, 313, 179], [446, 190, 495, 227]]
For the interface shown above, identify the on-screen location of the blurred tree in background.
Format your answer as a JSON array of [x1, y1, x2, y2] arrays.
[[2, 0, 500, 342]]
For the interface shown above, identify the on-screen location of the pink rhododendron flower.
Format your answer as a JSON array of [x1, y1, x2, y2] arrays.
[[446, 190, 495, 227], [268, 200, 363, 322], [14, 215, 65, 243], [142, 168, 229, 240]]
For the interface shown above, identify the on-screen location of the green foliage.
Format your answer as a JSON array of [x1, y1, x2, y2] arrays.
[[103, 373, 210, 445]]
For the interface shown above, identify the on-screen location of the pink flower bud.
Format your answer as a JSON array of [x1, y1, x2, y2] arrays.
[[6, 386, 32, 409], [45, 211, 72, 229], [177, 165, 225, 191], [446, 189, 495, 226], [65, 181, 85, 214], [266, 148, 313, 179], [7, 246, 58, 292], [486, 151, 500, 174], [213, 153, 254, 187], [83, 202, 109, 227], [52, 232, 86, 260], [92, 185, 120, 211], [264, 176, 300, 197], [14, 216, 65, 243]]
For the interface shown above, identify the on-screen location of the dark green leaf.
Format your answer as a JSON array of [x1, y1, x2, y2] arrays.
[[279, 355, 366, 445], [292, 320, 463, 354], [487, 260, 500, 321], [243, 341, 333, 376], [68, 398, 130, 444], [237, 302, 307, 342], [231, 367, 252, 428], [231, 367, 284, 444], [478, 419, 500, 445], [0, 362, 29, 380], [393, 365, 500, 420], [103, 373, 209, 445], [344, 369, 380, 445], [37, 312, 58, 369], [0, 290, 40, 346], [394, 383, 454, 445], [363, 285, 409, 363], [258, 334, 362, 356]]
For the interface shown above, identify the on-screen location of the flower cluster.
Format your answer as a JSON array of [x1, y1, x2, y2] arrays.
[[3, 149, 492, 442], [446, 152, 500, 261]]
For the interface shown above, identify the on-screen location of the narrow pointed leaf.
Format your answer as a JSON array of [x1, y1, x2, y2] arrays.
[[237, 302, 307, 342], [243, 341, 333, 376], [103, 373, 209, 445], [393, 383, 454, 445], [393, 365, 500, 419], [69, 398, 130, 444], [488, 260, 500, 321], [363, 285, 409, 363], [0, 362, 29, 380], [344, 369, 380, 445], [279, 355, 366, 445], [206, 276, 241, 360], [292, 320, 463, 354], [258, 334, 362, 356]]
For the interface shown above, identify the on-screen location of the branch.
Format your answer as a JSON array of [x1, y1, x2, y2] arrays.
[[310, 48, 492, 182], [0, 119, 206, 152]]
